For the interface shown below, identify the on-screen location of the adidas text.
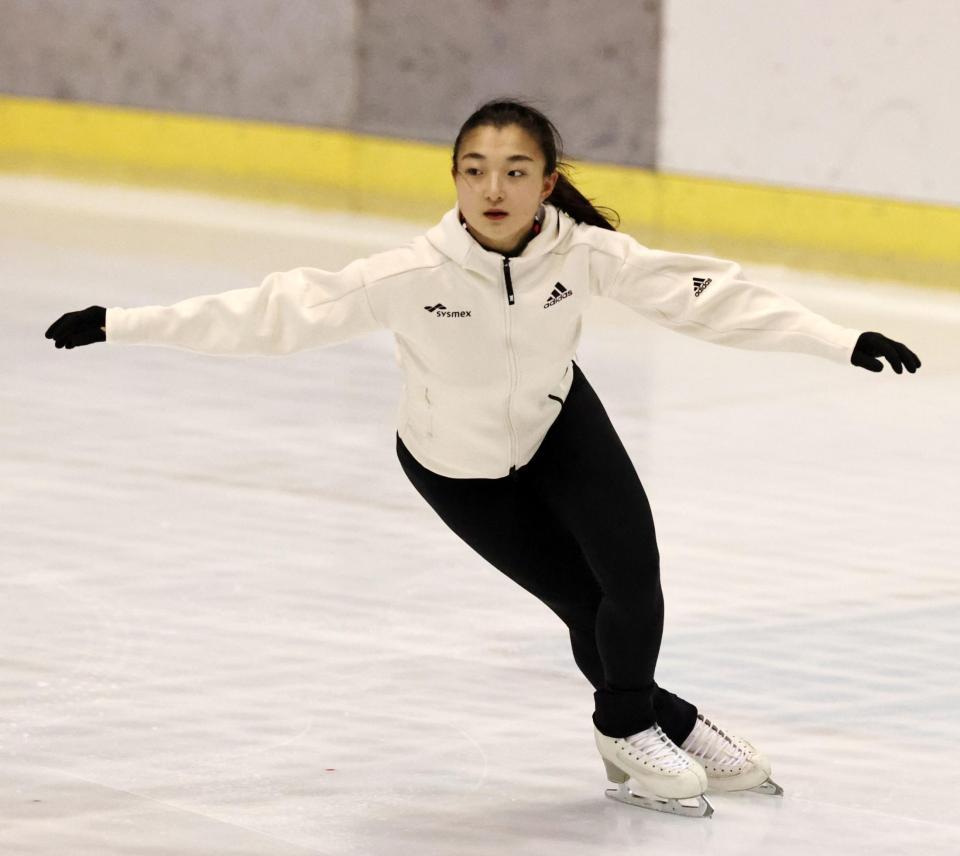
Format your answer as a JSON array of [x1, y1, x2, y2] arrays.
[[693, 276, 712, 297], [544, 282, 573, 308]]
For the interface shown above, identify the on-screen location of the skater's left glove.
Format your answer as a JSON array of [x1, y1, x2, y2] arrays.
[[851, 331, 921, 374]]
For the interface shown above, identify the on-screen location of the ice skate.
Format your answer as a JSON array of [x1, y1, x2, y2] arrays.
[[680, 713, 783, 796], [594, 723, 714, 818]]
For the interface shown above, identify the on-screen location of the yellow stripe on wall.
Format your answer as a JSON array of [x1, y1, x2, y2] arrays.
[[2, 93, 957, 288], [573, 162, 960, 288]]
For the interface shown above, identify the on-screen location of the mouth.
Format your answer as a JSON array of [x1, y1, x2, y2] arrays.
[[484, 211, 508, 220]]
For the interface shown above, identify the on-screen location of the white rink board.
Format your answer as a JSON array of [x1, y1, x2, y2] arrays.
[[660, 0, 960, 206], [3, 176, 959, 855]]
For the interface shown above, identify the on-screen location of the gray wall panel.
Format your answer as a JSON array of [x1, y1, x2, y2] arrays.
[[0, 0, 661, 166], [0, 0, 357, 126], [355, 0, 660, 167]]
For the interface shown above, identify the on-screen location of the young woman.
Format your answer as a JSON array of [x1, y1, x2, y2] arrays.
[[46, 98, 921, 819]]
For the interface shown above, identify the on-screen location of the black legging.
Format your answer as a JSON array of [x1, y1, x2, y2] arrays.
[[396, 360, 698, 744]]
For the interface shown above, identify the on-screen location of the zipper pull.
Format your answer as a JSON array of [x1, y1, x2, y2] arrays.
[[503, 257, 515, 305]]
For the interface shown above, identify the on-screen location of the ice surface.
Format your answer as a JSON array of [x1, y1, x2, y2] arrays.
[[3, 175, 959, 855]]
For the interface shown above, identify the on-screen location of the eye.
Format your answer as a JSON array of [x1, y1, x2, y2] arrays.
[[465, 168, 526, 177]]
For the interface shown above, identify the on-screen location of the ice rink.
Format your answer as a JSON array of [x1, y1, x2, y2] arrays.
[[3, 174, 959, 855]]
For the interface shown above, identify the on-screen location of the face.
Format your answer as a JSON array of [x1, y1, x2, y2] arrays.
[[452, 124, 558, 254]]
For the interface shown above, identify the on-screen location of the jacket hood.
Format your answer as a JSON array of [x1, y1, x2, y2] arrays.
[[425, 201, 576, 277]]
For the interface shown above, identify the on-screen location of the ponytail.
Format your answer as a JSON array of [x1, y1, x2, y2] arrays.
[[546, 171, 620, 232]]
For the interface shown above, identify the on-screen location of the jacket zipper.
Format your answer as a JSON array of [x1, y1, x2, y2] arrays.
[[503, 256, 515, 305], [503, 257, 519, 480]]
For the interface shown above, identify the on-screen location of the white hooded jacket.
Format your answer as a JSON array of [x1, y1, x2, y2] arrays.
[[106, 202, 862, 479]]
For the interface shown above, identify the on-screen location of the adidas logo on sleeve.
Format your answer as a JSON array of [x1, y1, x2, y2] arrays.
[[693, 277, 713, 297]]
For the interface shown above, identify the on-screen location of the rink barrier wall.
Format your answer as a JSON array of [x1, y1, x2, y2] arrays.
[[2, 93, 958, 291]]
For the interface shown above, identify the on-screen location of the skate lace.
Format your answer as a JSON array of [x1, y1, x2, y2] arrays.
[[680, 715, 748, 767], [624, 724, 691, 772]]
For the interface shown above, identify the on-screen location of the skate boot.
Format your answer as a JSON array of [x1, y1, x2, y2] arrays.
[[594, 723, 713, 818], [680, 713, 783, 796]]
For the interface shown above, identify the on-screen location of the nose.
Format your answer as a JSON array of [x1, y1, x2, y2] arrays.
[[483, 176, 503, 200]]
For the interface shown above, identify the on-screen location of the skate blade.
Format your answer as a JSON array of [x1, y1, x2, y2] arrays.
[[749, 777, 784, 796], [604, 782, 714, 818]]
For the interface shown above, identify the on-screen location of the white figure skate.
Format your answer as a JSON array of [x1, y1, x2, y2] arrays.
[[594, 723, 714, 818], [680, 713, 783, 796]]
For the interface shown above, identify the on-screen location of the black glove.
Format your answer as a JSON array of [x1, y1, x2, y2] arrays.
[[45, 306, 107, 349], [851, 331, 921, 374]]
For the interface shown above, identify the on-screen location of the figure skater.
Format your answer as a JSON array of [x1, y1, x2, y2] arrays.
[[45, 97, 921, 818]]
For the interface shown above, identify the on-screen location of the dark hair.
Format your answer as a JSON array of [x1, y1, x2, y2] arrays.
[[451, 97, 620, 231]]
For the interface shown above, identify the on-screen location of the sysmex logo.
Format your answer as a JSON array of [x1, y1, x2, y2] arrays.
[[544, 282, 572, 308], [424, 303, 472, 317]]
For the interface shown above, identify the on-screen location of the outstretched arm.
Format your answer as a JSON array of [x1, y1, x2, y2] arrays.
[[594, 240, 921, 373], [45, 259, 384, 356]]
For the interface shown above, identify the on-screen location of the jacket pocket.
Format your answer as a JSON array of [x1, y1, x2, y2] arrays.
[[548, 365, 570, 407], [422, 386, 434, 437]]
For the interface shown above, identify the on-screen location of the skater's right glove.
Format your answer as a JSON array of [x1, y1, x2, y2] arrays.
[[45, 306, 107, 349]]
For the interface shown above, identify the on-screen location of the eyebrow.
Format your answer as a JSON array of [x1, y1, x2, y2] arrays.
[[460, 152, 536, 163]]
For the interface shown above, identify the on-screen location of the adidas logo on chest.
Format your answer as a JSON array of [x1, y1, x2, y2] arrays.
[[544, 282, 572, 309]]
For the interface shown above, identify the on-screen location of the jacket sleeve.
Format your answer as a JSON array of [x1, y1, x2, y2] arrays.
[[104, 258, 384, 356], [597, 241, 861, 364]]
